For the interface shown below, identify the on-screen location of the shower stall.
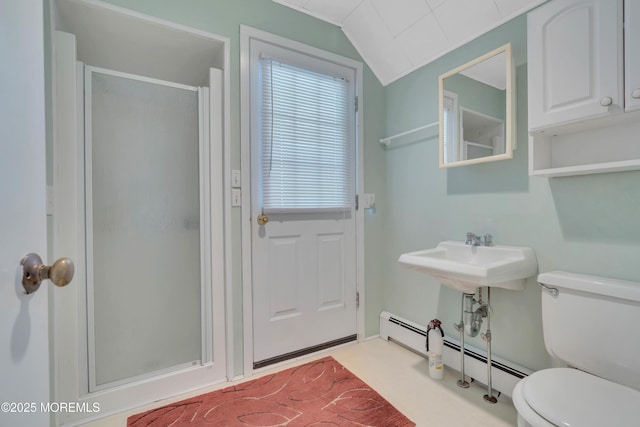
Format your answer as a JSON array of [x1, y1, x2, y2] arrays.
[[86, 66, 205, 389], [50, 1, 229, 424]]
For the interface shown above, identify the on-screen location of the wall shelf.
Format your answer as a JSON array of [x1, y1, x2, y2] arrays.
[[528, 112, 640, 177], [530, 159, 640, 178], [380, 121, 438, 146]]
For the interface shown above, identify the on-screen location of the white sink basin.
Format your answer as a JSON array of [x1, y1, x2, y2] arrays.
[[398, 241, 538, 293]]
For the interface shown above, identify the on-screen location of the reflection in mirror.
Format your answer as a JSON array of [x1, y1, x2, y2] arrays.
[[439, 44, 515, 167]]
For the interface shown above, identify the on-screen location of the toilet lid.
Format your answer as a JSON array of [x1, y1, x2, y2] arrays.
[[523, 368, 640, 427]]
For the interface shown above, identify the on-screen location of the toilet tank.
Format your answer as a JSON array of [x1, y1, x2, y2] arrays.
[[538, 271, 640, 391]]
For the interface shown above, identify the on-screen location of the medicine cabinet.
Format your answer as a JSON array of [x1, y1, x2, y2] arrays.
[[438, 43, 515, 168]]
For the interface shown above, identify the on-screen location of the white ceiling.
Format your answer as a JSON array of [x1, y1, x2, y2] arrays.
[[273, 0, 546, 86]]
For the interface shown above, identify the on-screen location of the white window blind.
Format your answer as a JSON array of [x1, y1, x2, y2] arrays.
[[260, 57, 353, 213]]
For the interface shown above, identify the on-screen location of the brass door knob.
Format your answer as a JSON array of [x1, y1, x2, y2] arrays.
[[257, 214, 269, 225], [21, 253, 74, 294]]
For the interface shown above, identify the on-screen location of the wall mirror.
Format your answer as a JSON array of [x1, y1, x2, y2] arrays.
[[439, 43, 515, 167]]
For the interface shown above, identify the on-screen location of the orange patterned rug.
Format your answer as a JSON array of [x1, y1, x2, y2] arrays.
[[127, 356, 415, 426]]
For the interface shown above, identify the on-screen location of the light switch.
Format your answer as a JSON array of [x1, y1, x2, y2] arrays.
[[231, 189, 241, 207], [231, 169, 241, 188]]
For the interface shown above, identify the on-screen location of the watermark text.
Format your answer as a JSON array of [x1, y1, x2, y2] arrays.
[[1, 401, 100, 414]]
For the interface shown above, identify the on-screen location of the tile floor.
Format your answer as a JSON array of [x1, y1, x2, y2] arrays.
[[82, 338, 517, 426]]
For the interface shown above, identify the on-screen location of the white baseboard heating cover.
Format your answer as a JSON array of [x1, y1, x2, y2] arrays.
[[379, 311, 532, 397]]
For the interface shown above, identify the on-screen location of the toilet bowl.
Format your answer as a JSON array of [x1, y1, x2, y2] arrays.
[[513, 368, 640, 427], [513, 271, 640, 427]]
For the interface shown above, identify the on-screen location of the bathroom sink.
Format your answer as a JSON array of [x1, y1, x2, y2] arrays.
[[398, 241, 538, 293]]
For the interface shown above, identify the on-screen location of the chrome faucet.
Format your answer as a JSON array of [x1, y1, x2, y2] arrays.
[[465, 233, 493, 246], [465, 232, 482, 246]]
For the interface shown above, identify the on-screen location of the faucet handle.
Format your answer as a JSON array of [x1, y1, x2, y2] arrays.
[[465, 232, 475, 245], [482, 234, 493, 246], [466, 232, 481, 246]]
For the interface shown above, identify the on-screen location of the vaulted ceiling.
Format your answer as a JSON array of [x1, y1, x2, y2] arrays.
[[273, 0, 546, 86]]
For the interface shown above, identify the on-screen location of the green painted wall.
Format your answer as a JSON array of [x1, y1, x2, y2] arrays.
[[384, 14, 640, 371], [98, 0, 387, 376]]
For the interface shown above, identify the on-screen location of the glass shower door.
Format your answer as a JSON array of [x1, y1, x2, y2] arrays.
[[85, 67, 205, 389]]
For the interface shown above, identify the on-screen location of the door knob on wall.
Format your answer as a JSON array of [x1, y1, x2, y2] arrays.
[[21, 253, 74, 294]]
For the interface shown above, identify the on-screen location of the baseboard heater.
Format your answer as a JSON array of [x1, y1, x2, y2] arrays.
[[379, 311, 532, 398]]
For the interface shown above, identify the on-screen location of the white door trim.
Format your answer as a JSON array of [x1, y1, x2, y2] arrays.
[[239, 25, 365, 377]]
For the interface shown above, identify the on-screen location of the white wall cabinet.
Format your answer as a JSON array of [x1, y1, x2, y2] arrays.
[[528, 0, 623, 131], [528, 0, 640, 177], [625, 0, 640, 112]]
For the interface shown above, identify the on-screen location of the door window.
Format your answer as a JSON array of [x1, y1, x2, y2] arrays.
[[259, 56, 355, 213]]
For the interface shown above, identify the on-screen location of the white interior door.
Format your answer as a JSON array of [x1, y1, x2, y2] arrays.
[[248, 36, 358, 368], [0, 1, 50, 426]]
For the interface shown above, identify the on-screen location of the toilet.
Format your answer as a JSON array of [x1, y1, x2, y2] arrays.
[[512, 271, 640, 427]]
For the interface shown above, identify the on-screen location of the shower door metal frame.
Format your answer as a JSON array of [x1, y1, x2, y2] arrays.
[[83, 65, 215, 393]]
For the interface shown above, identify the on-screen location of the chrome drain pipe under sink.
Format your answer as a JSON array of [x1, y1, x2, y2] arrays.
[[453, 288, 497, 403]]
